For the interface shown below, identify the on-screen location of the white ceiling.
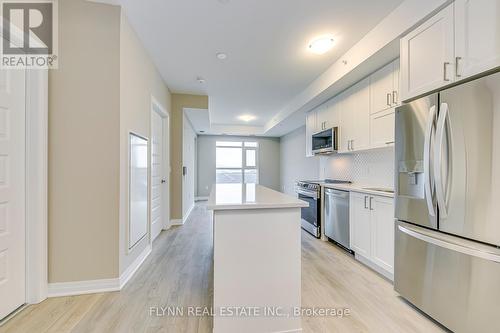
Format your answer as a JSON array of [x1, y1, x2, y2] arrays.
[[103, 0, 403, 134]]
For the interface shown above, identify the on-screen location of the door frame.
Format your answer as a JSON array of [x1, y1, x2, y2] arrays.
[[150, 96, 170, 245], [25, 69, 49, 304], [0, 30, 49, 307]]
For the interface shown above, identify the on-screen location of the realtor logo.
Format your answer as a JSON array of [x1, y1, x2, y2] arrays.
[[1, 0, 58, 68]]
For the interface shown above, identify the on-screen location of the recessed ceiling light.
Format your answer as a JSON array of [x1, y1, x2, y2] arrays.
[[238, 114, 256, 122], [308, 35, 335, 55], [216, 52, 227, 60], [197, 76, 206, 84]]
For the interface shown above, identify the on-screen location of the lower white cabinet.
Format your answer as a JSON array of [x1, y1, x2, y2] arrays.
[[350, 192, 395, 279]]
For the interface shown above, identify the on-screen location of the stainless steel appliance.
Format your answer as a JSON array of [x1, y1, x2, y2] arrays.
[[296, 179, 351, 238], [312, 127, 338, 155], [295, 181, 321, 238], [395, 70, 500, 333], [324, 188, 351, 252]]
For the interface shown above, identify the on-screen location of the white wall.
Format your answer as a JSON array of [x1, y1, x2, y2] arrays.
[[182, 113, 197, 218], [319, 149, 395, 188], [279, 126, 320, 196], [197, 135, 281, 197], [280, 126, 394, 194]]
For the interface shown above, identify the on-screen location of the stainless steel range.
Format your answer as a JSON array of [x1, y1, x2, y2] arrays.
[[295, 179, 351, 238]]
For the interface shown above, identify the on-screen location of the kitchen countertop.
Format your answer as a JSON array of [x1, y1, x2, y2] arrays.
[[319, 182, 394, 198], [207, 183, 309, 210]]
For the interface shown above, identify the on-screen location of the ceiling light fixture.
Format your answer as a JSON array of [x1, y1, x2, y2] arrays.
[[216, 52, 227, 60], [308, 35, 335, 55], [238, 114, 256, 122]]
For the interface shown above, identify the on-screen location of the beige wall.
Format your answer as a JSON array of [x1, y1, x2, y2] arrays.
[[49, 0, 121, 282], [119, 12, 171, 274], [49, 0, 172, 282], [170, 94, 208, 220]]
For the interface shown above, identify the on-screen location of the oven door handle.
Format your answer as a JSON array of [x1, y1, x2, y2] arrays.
[[296, 188, 318, 200]]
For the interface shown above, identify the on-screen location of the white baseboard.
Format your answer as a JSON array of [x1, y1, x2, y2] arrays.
[[170, 219, 183, 226], [195, 196, 208, 201], [48, 245, 152, 298], [355, 253, 394, 282], [119, 244, 152, 289], [48, 278, 120, 298], [182, 204, 194, 224]]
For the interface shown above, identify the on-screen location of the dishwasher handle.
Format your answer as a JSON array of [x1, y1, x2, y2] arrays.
[[325, 188, 349, 198]]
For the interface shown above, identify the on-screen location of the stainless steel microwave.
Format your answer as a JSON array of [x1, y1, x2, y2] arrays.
[[312, 127, 338, 155]]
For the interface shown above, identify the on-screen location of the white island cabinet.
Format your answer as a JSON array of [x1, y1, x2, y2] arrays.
[[207, 183, 307, 333]]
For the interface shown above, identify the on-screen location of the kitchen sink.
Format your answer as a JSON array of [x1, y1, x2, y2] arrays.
[[362, 187, 394, 193]]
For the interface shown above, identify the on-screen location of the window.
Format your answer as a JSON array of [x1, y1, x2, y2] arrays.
[[216, 141, 258, 184]]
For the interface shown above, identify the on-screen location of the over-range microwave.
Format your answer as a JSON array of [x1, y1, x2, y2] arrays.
[[312, 127, 338, 155]]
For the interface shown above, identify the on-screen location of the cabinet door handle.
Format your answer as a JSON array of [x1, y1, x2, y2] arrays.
[[351, 140, 354, 151], [386, 93, 391, 106], [364, 196, 368, 209], [392, 90, 398, 105], [369, 197, 374, 210], [455, 57, 462, 78], [443, 62, 451, 81]]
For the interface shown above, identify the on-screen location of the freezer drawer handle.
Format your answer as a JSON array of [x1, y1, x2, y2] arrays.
[[398, 224, 500, 263]]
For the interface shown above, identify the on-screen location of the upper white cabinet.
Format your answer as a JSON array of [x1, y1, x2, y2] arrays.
[[455, 0, 500, 80], [401, 1, 500, 101], [370, 59, 400, 114], [304, 62, 399, 156], [305, 110, 316, 157], [400, 4, 454, 101], [340, 77, 370, 153]]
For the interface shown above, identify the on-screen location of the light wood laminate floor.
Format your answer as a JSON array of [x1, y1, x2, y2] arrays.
[[0, 203, 446, 333]]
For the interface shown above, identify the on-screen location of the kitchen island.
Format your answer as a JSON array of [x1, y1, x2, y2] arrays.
[[207, 183, 307, 333]]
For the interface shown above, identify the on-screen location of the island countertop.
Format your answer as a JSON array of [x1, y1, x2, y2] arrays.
[[207, 183, 308, 211]]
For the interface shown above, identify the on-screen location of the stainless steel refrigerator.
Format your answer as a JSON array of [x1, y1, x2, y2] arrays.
[[394, 70, 500, 333]]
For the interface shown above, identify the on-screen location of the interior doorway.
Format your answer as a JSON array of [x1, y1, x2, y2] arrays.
[[150, 98, 170, 242]]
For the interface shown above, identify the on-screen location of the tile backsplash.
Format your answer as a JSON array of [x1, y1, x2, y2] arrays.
[[319, 147, 395, 188]]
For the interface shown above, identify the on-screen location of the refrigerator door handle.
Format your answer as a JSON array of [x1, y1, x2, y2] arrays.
[[424, 105, 436, 216], [434, 103, 449, 218], [398, 224, 500, 263]]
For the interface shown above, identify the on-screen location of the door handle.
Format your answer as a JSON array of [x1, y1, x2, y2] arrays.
[[455, 57, 462, 78], [424, 105, 437, 217], [443, 62, 451, 81], [161, 179, 167, 184], [182, 166, 187, 176], [434, 103, 449, 218]]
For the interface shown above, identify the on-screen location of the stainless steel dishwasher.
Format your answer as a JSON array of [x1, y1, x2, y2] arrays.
[[324, 188, 351, 252]]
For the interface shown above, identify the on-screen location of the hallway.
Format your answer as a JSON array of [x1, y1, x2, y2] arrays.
[[1, 203, 444, 333]]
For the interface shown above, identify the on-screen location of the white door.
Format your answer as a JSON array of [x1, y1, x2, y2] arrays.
[[370, 196, 395, 274], [0, 68, 26, 319], [182, 115, 196, 219], [151, 110, 169, 241], [350, 192, 371, 258], [370, 62, 394, 114], [400, 3, 454, 101], [455, 0, 500, 80]]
